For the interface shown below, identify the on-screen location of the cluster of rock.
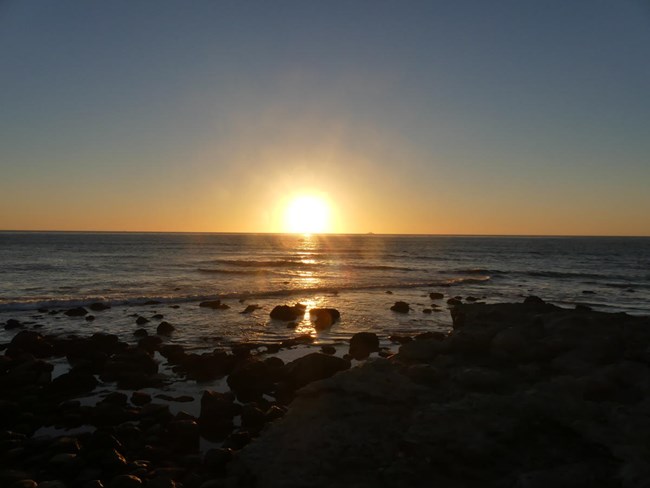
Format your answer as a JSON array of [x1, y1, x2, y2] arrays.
[[0, 306, 361, 488], [229, 297, 650, 487]]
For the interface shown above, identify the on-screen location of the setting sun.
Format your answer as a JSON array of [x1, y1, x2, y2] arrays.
[[284, 195, 331, 234]]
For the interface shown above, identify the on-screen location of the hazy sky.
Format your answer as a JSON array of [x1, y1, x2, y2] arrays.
[[1, 0, 649, 235]]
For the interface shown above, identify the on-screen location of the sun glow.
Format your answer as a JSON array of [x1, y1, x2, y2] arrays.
[[284, 195, 331, 234]]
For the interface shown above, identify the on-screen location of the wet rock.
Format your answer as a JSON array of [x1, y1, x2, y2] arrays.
[[320, 345, 336, 355], [135, 316, 149, 325], [199, 300, 229, 310], [156, 321, 175, 335], [47, 371, 98, 397], [415, 331, 446, 341], [64, 307, 88, 317], [152, 313, 164, 320], [390, 301, 410, 313], [309, 308, 341, 329], [240, 304, 261, 314], [8, 330, 54, 358], [160, 344, 186, 364], [108, 475, 142, 488], [398, 339, 446, 362], [349, 332, 380, 360], [101, 392, 128, 406], [131, 391, 151, 406], [429, 292, 444, 300], [198, 391, 240, 441], [422, 308, 432, 314], [89, 302, 111, 311], [166, 419, 199, 452], [85, 315, 95, 321], [283, 353, 350, 389], [203, 447, 233, 472], [138, 335, 163, 353], [227, 359, 275, 401], [241, 404, 266, 431], [270, 304, 305, 321], [223, 431, 252, 450], [524, 295, 546, 306], [389, 335, 412, 344], [133, 328, 148, 338], [280, 335, 314, 348], [4, 319, 22, 330], [446, 298, 462, 306]]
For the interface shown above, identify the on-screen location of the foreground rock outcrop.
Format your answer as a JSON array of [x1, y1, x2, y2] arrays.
[[228, 298, 650, 488]]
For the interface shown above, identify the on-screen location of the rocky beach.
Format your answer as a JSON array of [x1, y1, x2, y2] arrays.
[[2, 295, 649, 488]]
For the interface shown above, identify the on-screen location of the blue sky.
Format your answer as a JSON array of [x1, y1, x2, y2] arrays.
[[1, 0, 649, 234]]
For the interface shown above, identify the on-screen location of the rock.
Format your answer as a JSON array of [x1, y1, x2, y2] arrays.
[[156, 321, 175, 335], [135, 316, 149, 325], [199, 300, 229, 310], [166, 419, 199, 452], [240, 304, 261, 314], [224, 431, 252, 450], [85, 315, 95, 321], [203, 447, 233, 472], [390, 301, 410, 313], [64, 307, 88, 317], [131, 391, 151, 406], [108, 475, 142, 488], [133, 328, 148, 338], [398, 339, 446, 362], [524, 295, 546, 306], [389, 335, 412, 344], [429, 292, 444, 300], [446, 298, 462, 306], [270, 304, 305, 321], [89, 302, 111, 311], [160, 344, 186, 364], [491, 326, 529, 358], [138, 335, 163, 353], [349, 332, 380, 360], [4, 319, 22, 330], [152, 313, 164, 320], [9, 330, 53, 358], [227, 359, 275, 401], [47, 371, 98, 397], [422, 308, 432, 314], [283, 353, 350, 389], [241, 404, 266, 431], [309, 308, 341, 329], [320, 345, 336, 355], [198, 391, 240, 441], [11, 481, 38, 488]]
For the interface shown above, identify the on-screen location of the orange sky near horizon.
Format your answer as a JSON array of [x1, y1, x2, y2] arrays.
[[1, 2, 649, 237]]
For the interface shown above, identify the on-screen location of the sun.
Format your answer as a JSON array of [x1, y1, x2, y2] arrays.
[[284, 195, 331, 234]]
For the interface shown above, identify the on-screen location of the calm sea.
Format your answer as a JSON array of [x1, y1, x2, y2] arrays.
[[1, 232, 648, 348]]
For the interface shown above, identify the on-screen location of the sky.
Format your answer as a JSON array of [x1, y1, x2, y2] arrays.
[[1, 0, 649, 236]]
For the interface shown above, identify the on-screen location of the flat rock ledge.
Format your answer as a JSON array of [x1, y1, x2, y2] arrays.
[[227, 298, 650, 488]]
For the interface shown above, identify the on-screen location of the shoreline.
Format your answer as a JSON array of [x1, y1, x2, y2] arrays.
[[1, 297, 649, 487]]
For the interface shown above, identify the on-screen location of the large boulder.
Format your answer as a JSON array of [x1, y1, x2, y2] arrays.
[[8, 331, 53, 358], [227, 359, 275, 401], [199, 390, 240, 441], [309, 308, 341, 330], [270, 304, 305, 321], [64, 307, 88, 317], [390, 301, 410, 313], [349, 332, 380, 360], [283, 353, 350, 389]]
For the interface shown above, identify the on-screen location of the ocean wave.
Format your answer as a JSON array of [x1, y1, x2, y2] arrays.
[[0, 276, 491, 312], [198, 261, 414, 272], [197, 268, 281, 276]]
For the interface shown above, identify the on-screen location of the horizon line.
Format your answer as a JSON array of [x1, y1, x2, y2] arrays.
[[1, 229, 649, 238]]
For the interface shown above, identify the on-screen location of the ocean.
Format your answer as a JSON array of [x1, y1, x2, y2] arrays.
[[1, 232, 649, 350]]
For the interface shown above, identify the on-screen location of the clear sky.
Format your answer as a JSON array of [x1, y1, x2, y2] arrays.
[[1, 0, 649, 235]]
